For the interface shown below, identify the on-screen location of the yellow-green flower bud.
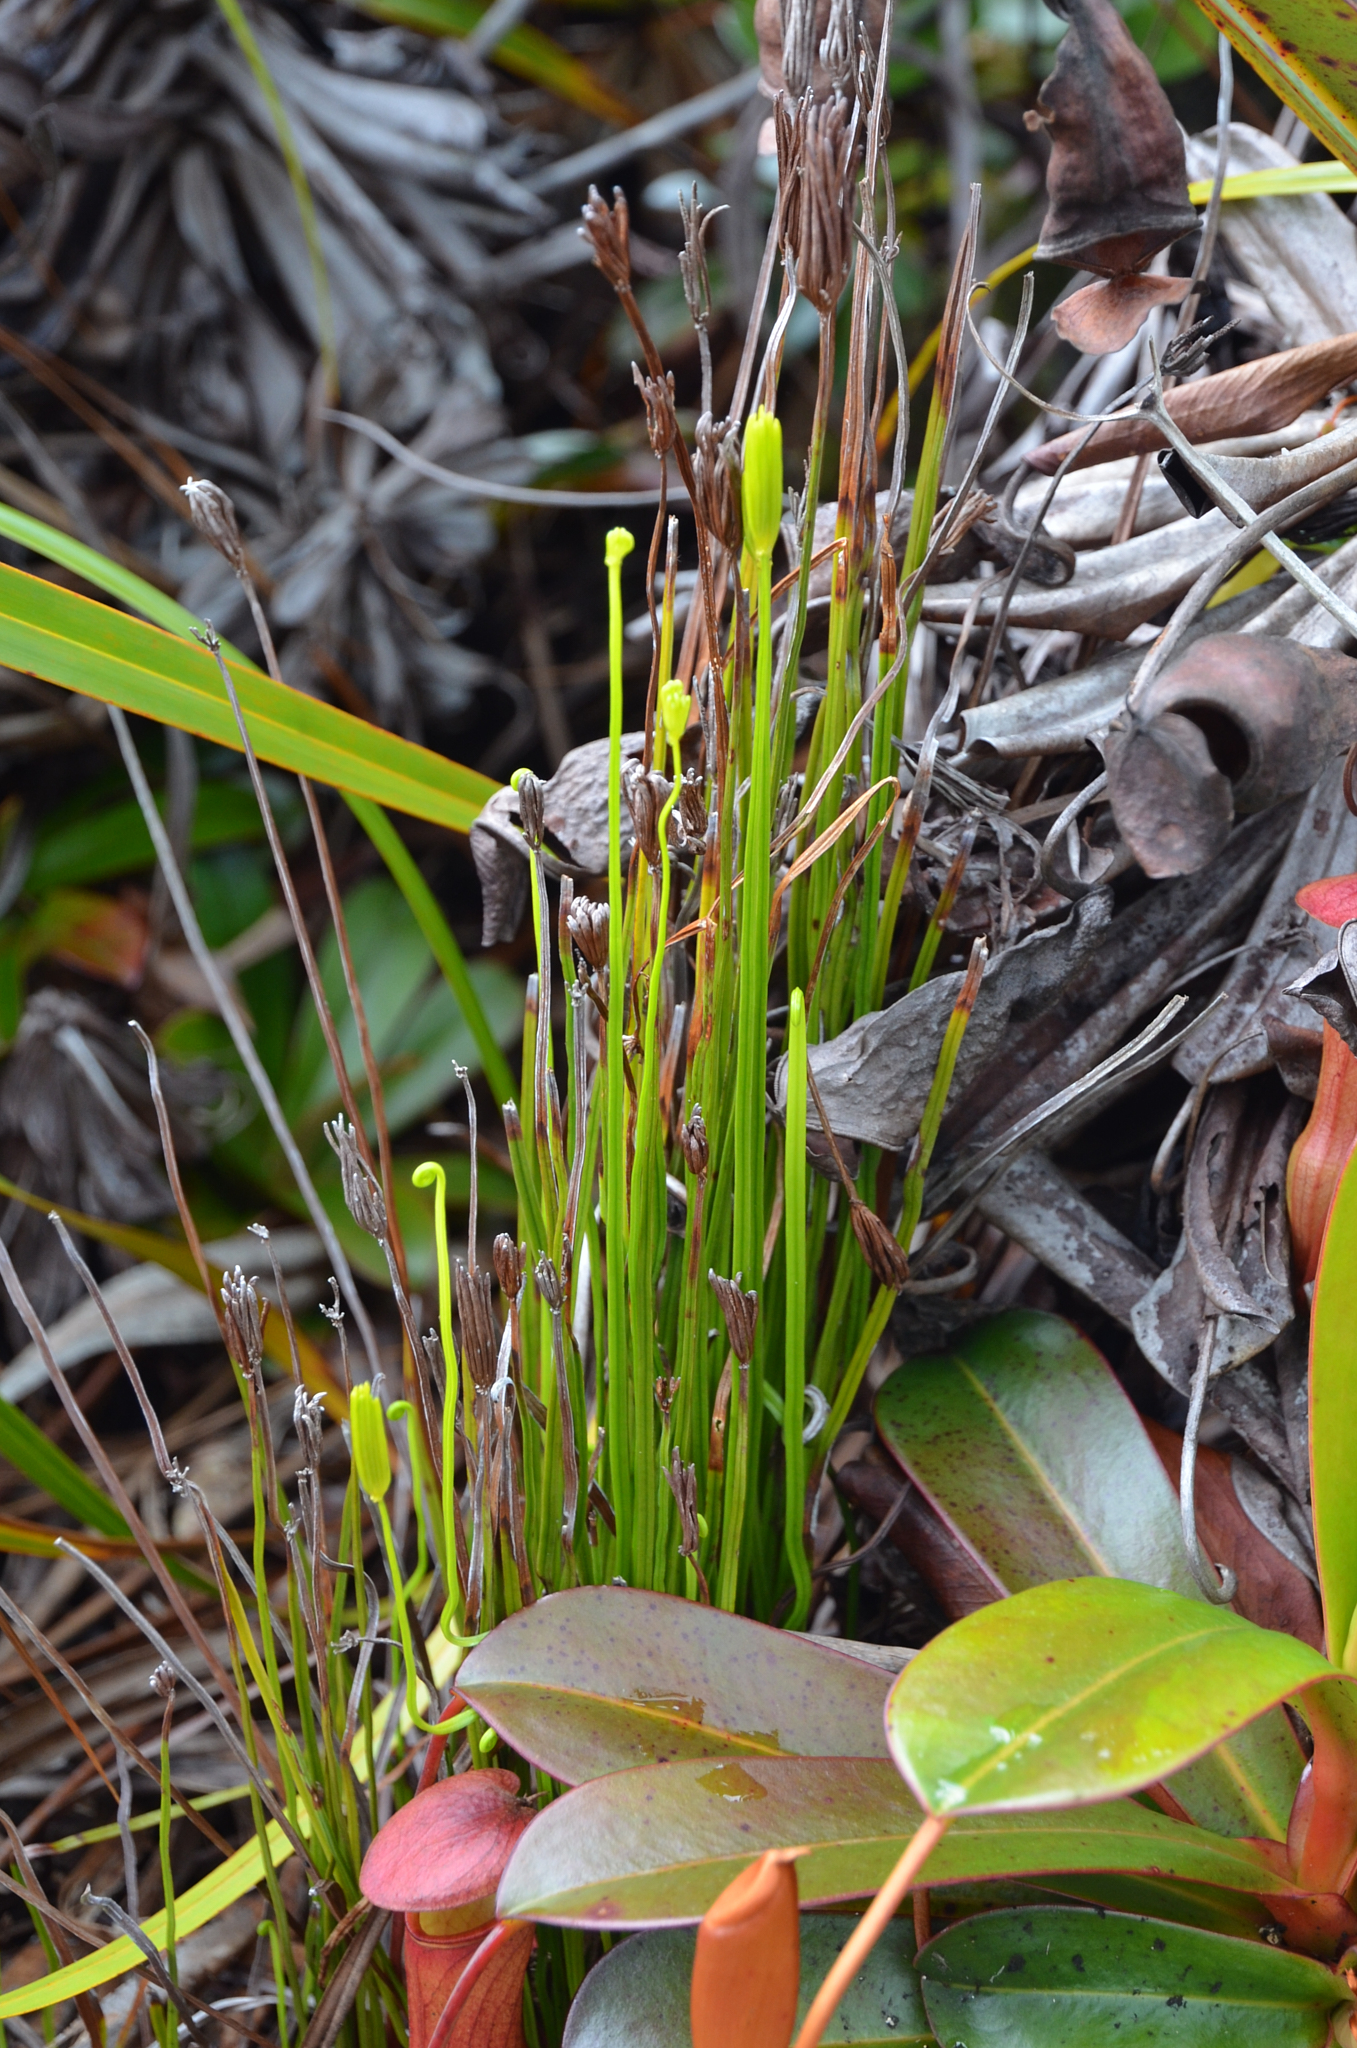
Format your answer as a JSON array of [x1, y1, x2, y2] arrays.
[[349, 1382, 391, 1502], [659, 677, 690, 753], [605, 526, 635, 571], [741, 408, 783, 562]]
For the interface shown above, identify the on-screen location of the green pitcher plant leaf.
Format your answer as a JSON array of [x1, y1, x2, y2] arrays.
[[562, 1919, 933, 2047], [456, 1587, 892, 1782], [874, 1311, 1302, 1843], [887, 1579, 1330, 1818], [1311, 1136, 1357, 1672], [494, 1755, 1296, 1927], [875, 1311, 1202, 1598], [0, 559, 497, 834], [916, 1907, 1349, 2048]]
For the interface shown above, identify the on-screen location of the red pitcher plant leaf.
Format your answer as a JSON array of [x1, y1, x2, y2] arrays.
[[690, 1849, 804, 2048]]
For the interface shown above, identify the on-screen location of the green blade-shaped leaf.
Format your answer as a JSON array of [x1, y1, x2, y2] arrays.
[[887, 1579, 1329, 1818], [1197, 0, 1357, 176], [1311, 1139, 1357, 1670], [562, 1919, 933, 2047], [496, 1756, 1292, 1927], [874, 1312, 1302, 1842], [457, 1588, 892, 1783], [875, 1312, 1199, 1595], [0, 503, 253, 659], [0, 561, 496, 833], [0, 1395, 127, 1538], [917, 1907, 1346, 2048]]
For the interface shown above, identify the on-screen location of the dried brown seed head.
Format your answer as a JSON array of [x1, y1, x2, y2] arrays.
[[455, 1261, 499, 1391], [709, 1270, 759, 1363], [325, 1118, 387, 1240], [567, 895, 610, 972], [516, 771, 546, 849], [624, 762, 668, 869], [493, 1232, 526, 1301], [693, 413, 742, 556], [535, 1254, 568, 1314], [149, 1661, 177, 1700], [776, 90, 859, 316], [181, 477, 246, 573], [678, 187, 718, 333], [220, 1265, 266, 1373], [580, 185, 632, 294], [680, 1105, 709, 1181], [679, 768, 708, 843], [849, 1199, 910, 1292], [632, 364, 679, 457]]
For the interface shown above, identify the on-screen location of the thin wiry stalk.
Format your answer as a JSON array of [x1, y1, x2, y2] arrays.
[[108, 705, 380, 1372]]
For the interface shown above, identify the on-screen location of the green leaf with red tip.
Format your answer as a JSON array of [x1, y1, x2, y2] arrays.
[[456, 1588, 892, 1785], [874, 1313, 1301, 1842], [0, 560, 496, 834], [495, 1755, 1294, 1928], [916, 1907, 1348, 2048], [874, 1311, 1202, 1599], [886, 1579, 1329, 1819]]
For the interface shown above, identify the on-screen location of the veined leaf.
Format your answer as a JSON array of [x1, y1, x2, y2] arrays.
[[1311, 1138, 1357, 1670], [456, 1586, 892, 1783], [563, 1919, 932, 2047], [352, 0, 638, 123], [886, 1579, 1329, 1818], [874, 1312, 1302, 1842], [0, 561, 497, 835], [495, 1755, 1293, 1927], [1195, 0, 1357, 176], [917, 1907, 1346, 2048], [875, 1312, 1199, 1598]]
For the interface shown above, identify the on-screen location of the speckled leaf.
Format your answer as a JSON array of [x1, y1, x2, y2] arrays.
[[918, 1907, 1346, 2047], [1195, 0, 1357, 178], [562, 1919, 933, 2047], [496, 1756, 1291, 1928], [456, 1588, 890, 1784], [887, 1579, 1329, 1818]]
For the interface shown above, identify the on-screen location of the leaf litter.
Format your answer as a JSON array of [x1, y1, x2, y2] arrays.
[[7, 0, 1357, 2036]]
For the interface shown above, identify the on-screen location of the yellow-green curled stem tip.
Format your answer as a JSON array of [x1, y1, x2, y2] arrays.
[[605, 526, 635, 569]]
